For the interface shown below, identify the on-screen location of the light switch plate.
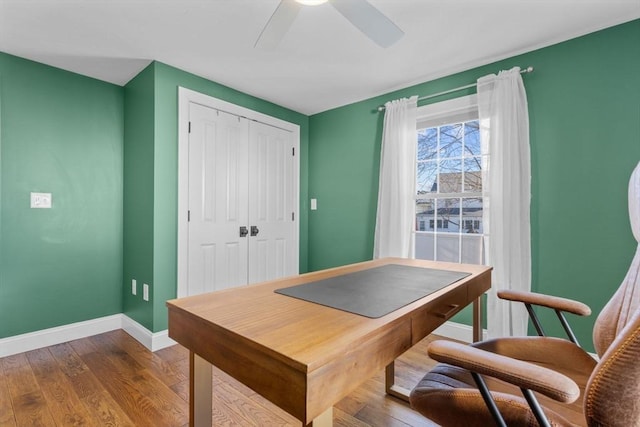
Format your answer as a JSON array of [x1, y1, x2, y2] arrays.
[[310, 198, 317, 210], [31, 192, 52, 208], [143, 283, 149, 301]]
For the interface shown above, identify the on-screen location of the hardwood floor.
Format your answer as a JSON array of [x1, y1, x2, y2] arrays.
[[0, 330, 444, 426]]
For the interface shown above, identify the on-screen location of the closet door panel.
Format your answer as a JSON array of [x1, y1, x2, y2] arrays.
[[248, 121, 296, 284], [188, 103, 249, 293]]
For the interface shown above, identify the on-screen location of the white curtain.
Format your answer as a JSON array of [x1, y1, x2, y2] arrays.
[[374, 96, 418, 259], [478, 67, 531, 338]]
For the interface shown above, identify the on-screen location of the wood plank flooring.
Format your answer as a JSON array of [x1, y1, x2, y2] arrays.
[[0, 330, 444, 426]]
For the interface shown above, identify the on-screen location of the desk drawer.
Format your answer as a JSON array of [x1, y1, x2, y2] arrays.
[[411, 283, 468, 345]]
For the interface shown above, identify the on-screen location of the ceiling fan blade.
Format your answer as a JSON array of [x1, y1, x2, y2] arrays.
[[255, 0, 302, 49], [330, 0, 404, 48]]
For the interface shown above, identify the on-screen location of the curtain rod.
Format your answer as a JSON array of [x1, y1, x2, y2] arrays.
[[377, 66, 534, 112]]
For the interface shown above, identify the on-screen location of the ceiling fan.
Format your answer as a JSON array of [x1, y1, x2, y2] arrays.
[[255, 0, 404, 49]]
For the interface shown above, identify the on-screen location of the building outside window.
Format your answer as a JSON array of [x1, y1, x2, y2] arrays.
[[414, 95, 485, 265], [429, 219, 449, 230]]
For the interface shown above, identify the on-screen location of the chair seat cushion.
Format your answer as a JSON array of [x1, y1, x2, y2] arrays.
[[410, 337, 598, 427]]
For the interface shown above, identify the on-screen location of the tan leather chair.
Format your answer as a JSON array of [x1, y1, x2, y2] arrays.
[[410, 161, 640, 427]]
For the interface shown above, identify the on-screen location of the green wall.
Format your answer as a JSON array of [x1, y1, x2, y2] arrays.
[[0, 52, 124, 338], [0, 53, 309, 338], [123, 62, 310, 332], [123, 64, 155, 329], [308, 20, 640, 350], [1, 20, 637, 349]]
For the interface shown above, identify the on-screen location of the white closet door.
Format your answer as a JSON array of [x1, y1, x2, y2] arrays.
[[248, 121, 297, 284], [188, 103, 249, 294]]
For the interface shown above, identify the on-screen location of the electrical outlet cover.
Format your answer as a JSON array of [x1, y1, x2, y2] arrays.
[[30, 192, 52, 208]]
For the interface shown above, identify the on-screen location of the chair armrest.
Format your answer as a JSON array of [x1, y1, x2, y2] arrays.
[[427, 340, 580, 403], [498, 290, 591, 316]]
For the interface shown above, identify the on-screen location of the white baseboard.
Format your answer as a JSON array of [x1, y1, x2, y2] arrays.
[[0, 314, 122, 358], [0, 314, 175, 358], [121, 316, 176, 352], [433, 321, 488, 343], [0, 316, 472, 359], [0, 317, 594, 361]]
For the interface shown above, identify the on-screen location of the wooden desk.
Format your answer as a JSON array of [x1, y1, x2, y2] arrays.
[[167, 257, 491, 426]]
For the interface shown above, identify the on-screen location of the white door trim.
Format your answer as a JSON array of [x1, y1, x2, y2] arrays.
[[177, 87, 300, 298]]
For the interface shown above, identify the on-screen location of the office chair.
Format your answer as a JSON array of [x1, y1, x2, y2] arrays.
[[410, 161, 640, 426]]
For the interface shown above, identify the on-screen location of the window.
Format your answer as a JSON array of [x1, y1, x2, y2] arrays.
[[429, 219, 449, 229], [462, 220, 481, 232], [414, 95, 485, 264]]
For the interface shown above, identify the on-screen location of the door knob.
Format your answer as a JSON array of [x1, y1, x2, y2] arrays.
[[250, 225, 259, 236], [239, 226, 249, 237]]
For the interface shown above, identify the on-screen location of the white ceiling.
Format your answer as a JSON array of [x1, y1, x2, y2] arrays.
[[0, 0, 638, 115]]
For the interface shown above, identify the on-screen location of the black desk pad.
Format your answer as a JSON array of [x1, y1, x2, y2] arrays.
[[275, 264, 471, 318]]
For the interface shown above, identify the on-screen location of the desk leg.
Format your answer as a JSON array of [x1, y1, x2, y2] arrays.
[[307, 407, 332, 427], [384, 362, 411, 402], [472, 295, 482, 343], [190, 352, 212, 427]]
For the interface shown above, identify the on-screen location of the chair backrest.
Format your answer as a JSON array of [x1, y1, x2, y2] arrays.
[[592, 161, 640, 357], [585, 303, 640, 426]]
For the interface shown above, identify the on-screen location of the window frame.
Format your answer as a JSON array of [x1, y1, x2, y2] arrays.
[[414, 94, 486, 265]]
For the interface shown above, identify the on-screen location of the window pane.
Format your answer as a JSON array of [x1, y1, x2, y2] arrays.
[[464, 120, 480, 156], [440, 124, 463, 158], [417, 128, 437, 161], [417, 161, 438, 194], [461, 198, 483, 233], [436, 198, 461, 233], [463, 158, 482, 193], [438, 160, 463, 193], [415, 232, 434, 260], [436, 233, 460, 263], [461, 234, 483, 264], [415, 198, 434, 231]]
